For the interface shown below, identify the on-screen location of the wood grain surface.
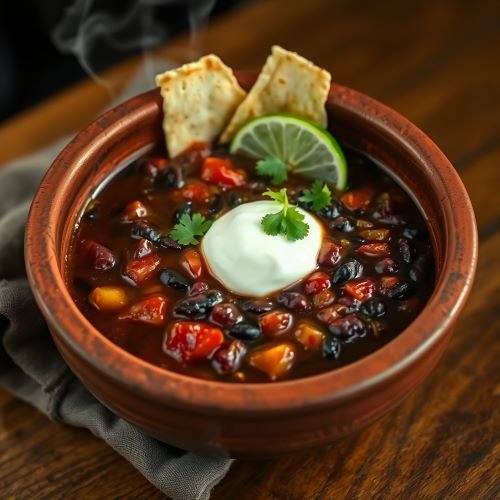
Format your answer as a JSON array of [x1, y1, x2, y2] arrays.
[[1, 0, 499, 498]]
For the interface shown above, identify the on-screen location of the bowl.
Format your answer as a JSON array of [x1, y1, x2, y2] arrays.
[[25, 71, 477, 457]]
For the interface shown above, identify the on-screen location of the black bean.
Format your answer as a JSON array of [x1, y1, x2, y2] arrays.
[[172, 202, 193, 224], [402, 227, 419, 239], [173, 290, 223, 318], [387, 281, 413, 300], [318, 203, 340, 220], [398, 237, 415, 263], [228, 193, 245, 208], [328, 314, 367, 343], [276, 292, 310, 312], [331, 258, 363, 284], [409, 255, 431, 283], [330, 216, 355, 232], [360, 298, 387, 318], [322, 336, 342, 359], [228, 322, 262, 341], [160, 268, 192, 291], [155, 165, 184, 189], [158, 234, 182, 250], [239, 299, 274, 313], [208, 194, 223, 216], [130, 221, 181, 250]]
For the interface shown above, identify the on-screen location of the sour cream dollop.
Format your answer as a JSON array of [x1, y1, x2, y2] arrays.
[[201, 200, 323, 297]]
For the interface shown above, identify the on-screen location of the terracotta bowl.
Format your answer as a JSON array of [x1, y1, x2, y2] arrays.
[[25, 72, 477, 458]]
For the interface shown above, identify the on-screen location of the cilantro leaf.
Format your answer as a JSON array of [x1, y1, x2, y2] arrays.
[[169, 213, 212, 246], [298, 180, 332, 211], [256, 155, 288, 185], [261, 188, 309, 241]]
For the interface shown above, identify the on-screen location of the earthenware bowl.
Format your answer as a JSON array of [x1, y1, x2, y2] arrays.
[[25, 72, 477, 457]]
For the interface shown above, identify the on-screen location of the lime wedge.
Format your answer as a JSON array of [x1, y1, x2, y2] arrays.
[[229, 114, 347, 190]]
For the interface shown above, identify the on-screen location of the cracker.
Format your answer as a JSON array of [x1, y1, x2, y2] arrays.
[[220, 46, 331, 143], [155, 55, 246, 157]]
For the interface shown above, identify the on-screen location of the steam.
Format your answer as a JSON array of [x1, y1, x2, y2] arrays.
[[52, 0, 217, 96]]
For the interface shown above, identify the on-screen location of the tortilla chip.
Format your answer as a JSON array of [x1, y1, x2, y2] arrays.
[[155, 55, 246, 157], [220, 46, 331, 143]]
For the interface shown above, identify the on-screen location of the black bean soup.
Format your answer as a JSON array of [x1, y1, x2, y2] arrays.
[[68, 143, 435, 382]]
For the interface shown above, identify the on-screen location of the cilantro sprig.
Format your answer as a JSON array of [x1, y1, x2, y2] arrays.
[[261, 188, 309, 241], [298, 180, 332, 211], [169, 213, 212, 246], [256, 155, 288, 185]]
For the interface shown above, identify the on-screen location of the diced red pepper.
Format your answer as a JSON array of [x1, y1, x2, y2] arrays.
[[304, 271, 331, 295], [119, 295, 168, 326], [259, 311, 292, 336], [181, 181, 212, 203], [188, 281, 210, 296], [201, 157, 247, 188], [123, 253, 161, 285], [122, 200, 148, 221], [356, 242, 390, 257], [344, 279, 377, 302], [181, 248, 203, 279], [318, 240, 342, 267], [164, 321, 224, 363], [341, 188, 374, 211], [80, 240, 116, 271]]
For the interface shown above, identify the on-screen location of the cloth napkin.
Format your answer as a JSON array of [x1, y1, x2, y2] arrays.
[[0, 67, 233, 500]]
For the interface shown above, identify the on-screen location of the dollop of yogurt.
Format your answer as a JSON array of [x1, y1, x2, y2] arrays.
[[201, 200, 323, 297]]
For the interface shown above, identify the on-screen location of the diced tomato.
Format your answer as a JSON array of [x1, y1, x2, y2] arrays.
[[80, 240, 116, 271], [122, 200, 148, 221], [201, 157, 247, 188], [341, 187, 374, 211], [181, 181, 212, 203], [119, 295, 168, 326], [379, 276, 400, 294], [259, 311, 292, 336], [344, 279, 377, 302], [294, 323, 325, 350], [249, 343, 296, 380], [188, 281, 210, 296], [164, 321, 224, 362], [356, 242, 390, 257], [359, 229, 391, 241], [318, 240, 342, 267], [304, 271, 331, 295], [123, 253, 161, 285], [181, 248, 203, 279], [316, 303, 349, 324]]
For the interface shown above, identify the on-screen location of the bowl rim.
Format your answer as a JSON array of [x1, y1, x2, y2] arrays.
[[25, 76, 478, 415]]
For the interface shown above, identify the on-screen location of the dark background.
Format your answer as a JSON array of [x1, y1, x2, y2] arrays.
[[0, 0, 246, 121]]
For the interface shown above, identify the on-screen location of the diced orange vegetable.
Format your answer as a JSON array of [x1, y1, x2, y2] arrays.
[[356, 242, 390, 257], [344, 279, 377, 302], [249, 343, 296, 380], [359, 229, 391, 241], [181, 181, 212, 203], [356, 219, 374, 228], [341, 187, 374, 211], [88, 286, 128, 312], [312, 289, 336, 309], [379, 276, 400, 294], [181, 248, 203, 279], [316, 303, 349, 324], [294, 323, 325, 350]]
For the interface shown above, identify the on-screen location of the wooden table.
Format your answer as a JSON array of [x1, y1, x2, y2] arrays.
[[1, 0, 499, 498]]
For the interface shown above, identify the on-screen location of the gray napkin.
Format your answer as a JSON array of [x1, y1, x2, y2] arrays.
[[0, 67, 233, 500]]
